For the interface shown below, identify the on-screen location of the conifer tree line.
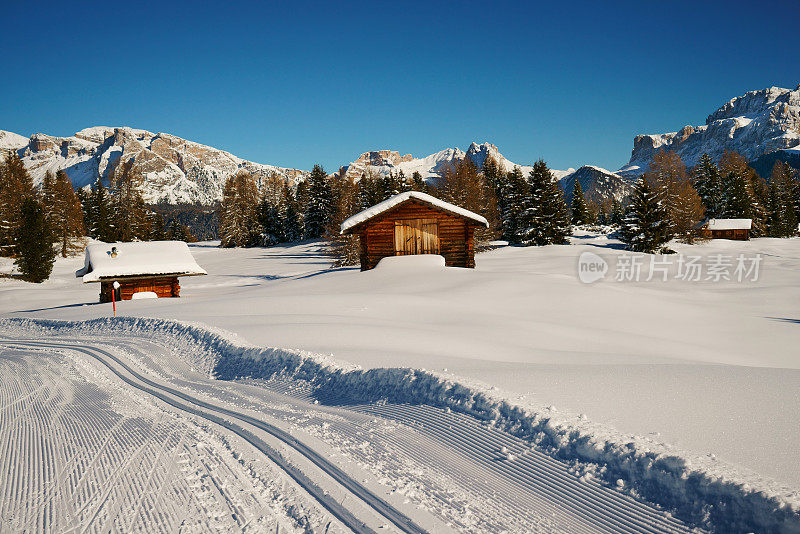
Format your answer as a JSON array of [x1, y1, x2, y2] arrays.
[[0, 152, 195, 282], [618, 149, 800, 253], [217, 155, 576, 265]]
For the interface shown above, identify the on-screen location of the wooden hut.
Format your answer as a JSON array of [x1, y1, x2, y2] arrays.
[[76, 241, 207, 302], [341, 191, 489, 271], [697, 218, 752, 240]]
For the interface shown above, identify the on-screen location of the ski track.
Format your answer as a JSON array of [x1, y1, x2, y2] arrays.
[[0, 329, 701, 534], [0, 347, 321, 534], [33, 334, 696, 533]]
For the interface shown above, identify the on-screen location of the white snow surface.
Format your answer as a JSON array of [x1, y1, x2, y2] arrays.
[[2, 232, 800, 520], [704, 218, 753, 230], [76, 240, 207, 282], [0, 130, 28, 150], [341, 191, 489, 233]]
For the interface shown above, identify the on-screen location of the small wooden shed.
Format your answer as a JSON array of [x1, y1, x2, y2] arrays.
[[341, 191, 489, 271], [76, 241, 207, 303], [697, 218, 752, 240]]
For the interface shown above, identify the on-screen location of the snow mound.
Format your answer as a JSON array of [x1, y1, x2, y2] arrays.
[[3, 317, 799, 533], [374, 255, 446, 271]]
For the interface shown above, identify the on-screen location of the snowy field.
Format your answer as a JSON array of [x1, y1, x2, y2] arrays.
[[1, 230, 799, 531]]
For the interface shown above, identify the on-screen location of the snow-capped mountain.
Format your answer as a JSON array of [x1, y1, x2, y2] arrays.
[[620, 84, 800, 177], [343, 142, 574, 182], [1, 127, 307, 205], [560, 165, 632, 204]]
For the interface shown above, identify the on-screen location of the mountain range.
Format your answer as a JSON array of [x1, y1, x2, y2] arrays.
[[2, 83, 798, 207]]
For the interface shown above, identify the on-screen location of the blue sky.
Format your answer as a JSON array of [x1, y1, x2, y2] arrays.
[[1, 0, 799, 172]]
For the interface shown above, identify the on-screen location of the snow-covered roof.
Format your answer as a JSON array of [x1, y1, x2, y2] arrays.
[[703, 218, 752, 231], [76, 241, 207, 283], [341, 191, 489, 233]]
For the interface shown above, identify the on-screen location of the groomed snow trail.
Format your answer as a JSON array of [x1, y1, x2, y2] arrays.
[[1, 338, 423, 534], [0, 328, 700, 533], [0, 348, 308, 533]]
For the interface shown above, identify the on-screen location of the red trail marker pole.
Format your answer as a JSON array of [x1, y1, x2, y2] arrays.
[[112, 281, 120, 317]]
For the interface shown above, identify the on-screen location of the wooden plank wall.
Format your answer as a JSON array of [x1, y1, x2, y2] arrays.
[[99, 277, 180, 302], [357, 201, 478, 270]]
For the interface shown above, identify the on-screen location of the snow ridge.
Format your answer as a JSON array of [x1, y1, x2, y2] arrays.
[[3, 316, 798, 533]]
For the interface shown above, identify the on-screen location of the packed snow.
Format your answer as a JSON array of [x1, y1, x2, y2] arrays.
[[2, 230, 800, 531]]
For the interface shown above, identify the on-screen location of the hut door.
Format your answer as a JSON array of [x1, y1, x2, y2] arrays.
[[394, 219, 439, 255]]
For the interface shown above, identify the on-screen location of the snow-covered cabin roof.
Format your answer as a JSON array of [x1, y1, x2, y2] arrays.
[[703, 218, 752, 231], [76, 241, 207, 283], [341, 191, 489, 234]]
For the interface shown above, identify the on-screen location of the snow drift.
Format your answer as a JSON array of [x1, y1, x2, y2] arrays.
[[3, 316, 798, 533]]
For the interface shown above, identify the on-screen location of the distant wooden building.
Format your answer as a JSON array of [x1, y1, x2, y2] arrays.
[[341, 191, 489, 271], [697, 218, 752, 241], [76, 241, 207, 303]]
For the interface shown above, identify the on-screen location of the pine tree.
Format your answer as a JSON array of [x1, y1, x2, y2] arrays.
[[519, 160, 570, 245], [0, 152, 36, 255], [610, 198, 624, 225], [498, 166, 528, 243], [108, 159, 150, 241], [719, 151, 767, 236], [326, 173, 360, 267], [693, 153, 724, 218], [570, 179, 590, 225], [257, 198, 283, 245], [540, 163, 571, 244], [218, 171, 260, 247], [281, 183, 303, 242], [767, 161, 799, 237], [14, 198, 56, 282], [149, 211, 167, 241], [411, 171, 426, 192], [88, 177, 115, 242], [49, 170, 85, 257], [304, 164, 333, 239], [619, 177, 671, 253], [166, 220, 197, 242]]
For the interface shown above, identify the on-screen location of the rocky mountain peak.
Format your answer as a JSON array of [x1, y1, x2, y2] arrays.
[[622, 84, 800, 177]]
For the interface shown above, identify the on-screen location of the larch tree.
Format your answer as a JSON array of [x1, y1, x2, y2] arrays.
[[644, 150, 704, 242], [14, 198, 56, 282], [49, 170, 85, 257], [619, 177, 672, 253], [218, 171, 260, 247], [437, 158, 499, 243], [0, 152, 36, 255], [304, 164, 333, 239]]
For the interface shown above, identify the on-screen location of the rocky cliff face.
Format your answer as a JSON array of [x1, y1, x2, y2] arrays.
[[621, 85, 800, 177], [3, 126, 306, 205], [560, 165, 632, 204]]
